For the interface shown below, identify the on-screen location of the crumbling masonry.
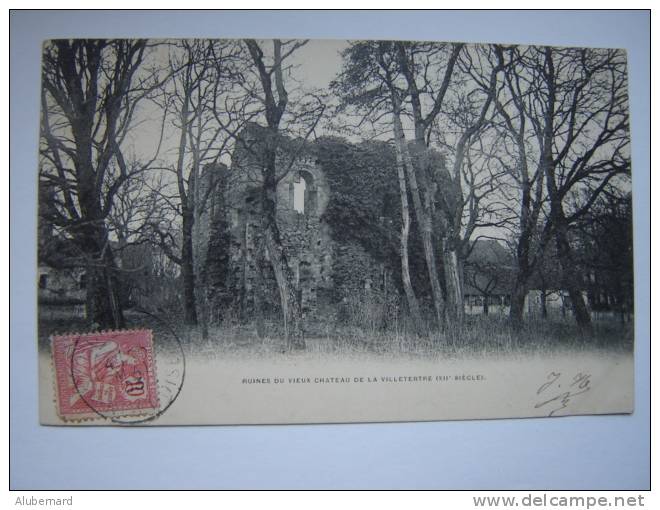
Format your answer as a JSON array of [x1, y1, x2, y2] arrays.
[[198, 126, 397, 322]]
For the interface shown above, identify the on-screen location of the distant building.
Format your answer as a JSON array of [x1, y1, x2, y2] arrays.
[[462, 239, 592, 318], [37, 232, 153, 320], [38, 233, 87, 319], [463, 239, 513, 316]]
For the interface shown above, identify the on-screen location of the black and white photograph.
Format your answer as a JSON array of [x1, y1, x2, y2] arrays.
[[36, 36, 634, 425]]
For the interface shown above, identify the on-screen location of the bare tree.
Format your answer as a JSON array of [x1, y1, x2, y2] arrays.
[[398, 42, 508, 329], [392, 41, 462, 327], [491, 45, 630, 331], [148, 40, 239, 327], [239, 38, 323, 350], [40, 39, 167, 329], [478, 44, 550, 328]]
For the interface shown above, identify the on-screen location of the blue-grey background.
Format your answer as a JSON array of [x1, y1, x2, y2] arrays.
[[10, 10, 650, 489]]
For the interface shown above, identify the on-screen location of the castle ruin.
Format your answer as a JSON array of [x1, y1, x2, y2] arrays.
[[197, 126, 401, 324]]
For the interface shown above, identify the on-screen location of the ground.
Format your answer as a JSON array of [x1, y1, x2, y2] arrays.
[[38, 308, 634, 360]]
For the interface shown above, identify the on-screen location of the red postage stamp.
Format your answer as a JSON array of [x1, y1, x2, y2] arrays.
[[51, 329, 159, 420]]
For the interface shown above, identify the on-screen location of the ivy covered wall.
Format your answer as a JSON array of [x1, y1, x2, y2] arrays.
[[204, 132, 442, 323]]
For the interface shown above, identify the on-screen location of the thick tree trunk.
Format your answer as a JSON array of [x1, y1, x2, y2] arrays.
[[193, 228, 209, 337], [541, 47, 591, 334], [252, 240, 267, 339], [411, 140, 448, 330], [508, 178, 533, 330], [262, 219, 304, 350], [194, 266, 209, 340], [509, 245, 538, 329], [423, 227, 446, 328], [442, 239, 464, 326], [509, 282, 527, 328], [181, 211, 198, 325], [253, 277, 266, 339], [399, 216, 422, 327], [505, 117, 546, 331], [391, 110, 424, 330], [244, 39, 305, 350], [540, 289, 548, 319], [83, 229, 125, 330], [198, 288, 209, 340], [261, 142, 305, 350], [554, 222, 592, 331]]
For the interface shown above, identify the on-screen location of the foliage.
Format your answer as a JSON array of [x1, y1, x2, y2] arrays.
[[572, 192, 634, 313], [315, 137, 400, 260]]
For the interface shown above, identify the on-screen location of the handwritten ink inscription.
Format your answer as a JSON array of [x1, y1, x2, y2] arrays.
[[534, 371, 592, 416]]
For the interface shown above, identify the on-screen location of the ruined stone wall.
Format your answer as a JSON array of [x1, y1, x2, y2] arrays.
[[203, 127, 405, 323], [204, 126, 334, 321]]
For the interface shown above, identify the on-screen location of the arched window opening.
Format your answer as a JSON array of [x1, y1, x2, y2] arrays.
[[291, 170, 317, 215], [293, 178, 306, 213]]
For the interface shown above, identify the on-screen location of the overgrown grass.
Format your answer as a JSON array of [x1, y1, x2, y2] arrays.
[[37, 292, 633, 361], [158, 315, 633, 362]]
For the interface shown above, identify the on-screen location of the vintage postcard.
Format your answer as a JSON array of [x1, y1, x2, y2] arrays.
[[38, 38, 634, 425]]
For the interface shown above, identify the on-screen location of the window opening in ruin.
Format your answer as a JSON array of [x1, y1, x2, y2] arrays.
[[293, 177, 306, 214], [39, 274, 48, 289], [292, 170, 317, 215]]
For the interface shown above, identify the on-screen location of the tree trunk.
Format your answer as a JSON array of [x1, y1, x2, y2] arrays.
[[391, 110, 445, 328], [181, 210, 198, 325], [442, 239, 464, 326], [253, 241, 267, 339], [262, 220, 304, 350], [199, 288, 209, 340], [554, 220, 592, 332], [391, 109, 424, 330], [540, 289, 548, 319], [83, 230, 125, 330], [423, 226, 446, 328], [509, 282, 527, 328], [410, 140, 448, 330], [261, 144, 305, 350], [540, 47, 591, 334], [243, 39, 305, 350], [194, 267, 209, 340]]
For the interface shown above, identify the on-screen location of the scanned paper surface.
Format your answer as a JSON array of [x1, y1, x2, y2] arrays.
[[38, 39, 634, 425]]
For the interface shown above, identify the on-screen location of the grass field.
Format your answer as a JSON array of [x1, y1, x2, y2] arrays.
[[38, 307, 634, 362]]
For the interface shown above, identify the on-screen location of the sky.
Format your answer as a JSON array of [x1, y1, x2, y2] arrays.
[[288, 39, 348, 91], [127, 39, 349, 168]]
